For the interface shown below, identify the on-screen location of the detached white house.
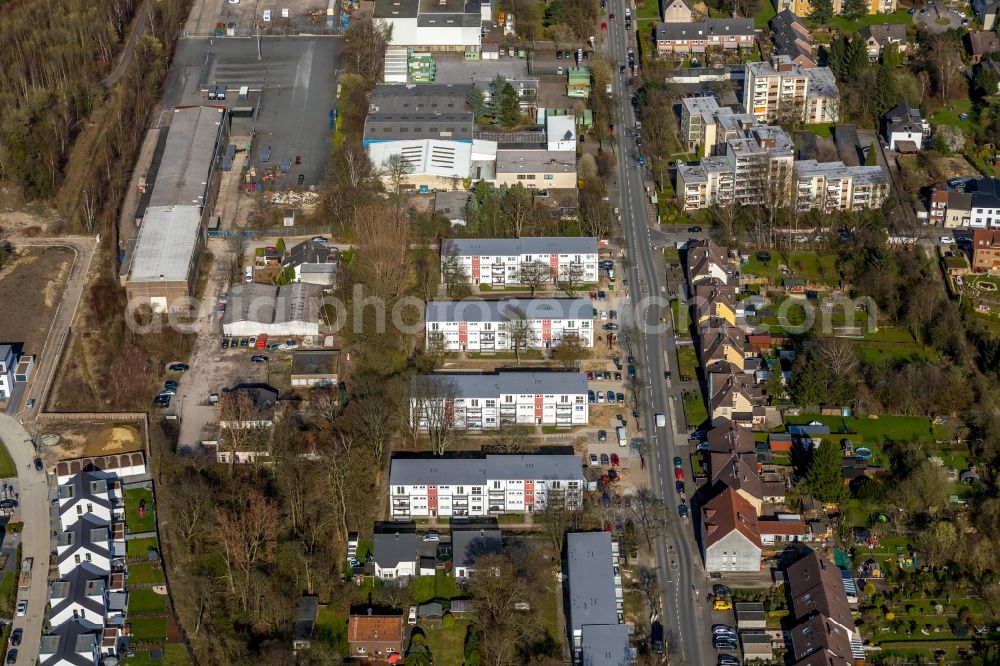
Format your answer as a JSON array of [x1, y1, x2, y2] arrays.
[[701, 487, 762, 572], [442, 237, 599, 287], [883, 102, 929, 152], [425, 298, 594, 352], [389, 453, 585, 519], [452, 527, 502, 579], [410, 371, 588, 430]]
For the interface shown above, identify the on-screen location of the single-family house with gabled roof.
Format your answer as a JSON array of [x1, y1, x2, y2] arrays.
[[57, 473, 120, 531], [56, 516, 123, 577], [686, 239, 733, 285], [701, 487, 762, 572], [662, 0, 693, 22], [48, 563, 116, 629], [966, 30, 1000, 64], [708, 363, 764, 426], [786, 550, 857, 639], [452, 527, 502, 579], [700, 322, 746, 368], [38, 619, 101, 666], [282, 240, 339, 287], [693, 281, 738, 326], [347, 611, 405, 661], [373, 530, 421, 580], [858, 24, 908, 63]]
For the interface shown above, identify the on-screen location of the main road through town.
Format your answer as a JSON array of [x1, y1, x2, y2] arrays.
[[603, 7, 708, 665]]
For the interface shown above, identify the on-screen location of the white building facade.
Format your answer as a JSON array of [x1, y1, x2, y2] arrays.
[[389, 454, 585, 519], [410, 372, 588, 430], [442, 237, 599, 286], [425, 298, 594, 351]]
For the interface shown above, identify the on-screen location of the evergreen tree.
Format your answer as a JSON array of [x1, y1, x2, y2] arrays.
[[840, 0, 867, 20], [974, 66, 1000, 100], [496, 81, 522, 128], [466, 84, 486, 117], [810, 0, 835, 23], [827, 37, 848, 79], [805, 440, 849, 503], [846, 35, 870, 79], [880, 42, 902, 69], [865, 142, 878, 166], [874, 64, 898, 118]]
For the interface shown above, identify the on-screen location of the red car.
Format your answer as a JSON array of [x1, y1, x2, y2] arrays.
[[586, 371, 595, 380], [601, 21, 607, 30], [610, 453, 620, 467], [674, 468, 685, 480], [256, 333, 268, 348]]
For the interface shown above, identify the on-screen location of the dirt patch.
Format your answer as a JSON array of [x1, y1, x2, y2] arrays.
[[937, 155, 979, 179], [42, 422, 144, 460], [0, 196, 59, 236], [0, 246, 73, 355]]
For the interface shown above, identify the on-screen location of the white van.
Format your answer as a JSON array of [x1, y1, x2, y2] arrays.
[[616, 426, 627, 447], [244, 266, 253, 283], [655, 413, 666, 427]]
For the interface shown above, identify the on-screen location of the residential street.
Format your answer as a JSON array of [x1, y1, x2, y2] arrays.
[[0, 415, 52, 666], [604, 7, 708, 664]]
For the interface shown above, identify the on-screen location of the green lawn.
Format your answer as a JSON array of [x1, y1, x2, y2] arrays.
[[683, 391, 708, 429], [635, 0, 661, 21], [129, 616, 168, 642], [425, 620, 470, 664], [804, 123, 835, 138], [741, 251, 840, 287], [808, 8, 912, 31], [0, 573, 14, 616], [755, 1, 776, 29], [316, 607, 349, 654], [125, 487, 156, 533], [676, 347, 699, 378], [127, 561, 164, 586], [863, 326, 917, 343], [129, 588, 167, 614], [123, 644, 192, 666], [784, 413, 934, 445], [127, 537, 160, 560], [854, 340, 939, 365], [410, 570, 462, 604], [929, 99, 974, 129], [671, 299, 689, 334], [0, 445, 15, 479]]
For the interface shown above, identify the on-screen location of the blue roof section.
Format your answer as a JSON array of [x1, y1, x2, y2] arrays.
[[444, 237, 599, 256], [389, 453, 584, 487], [425, 298, 594, 323], [413, 371, 587, 398], [567, 532, 619, 632], [581, 624, 632, 666]]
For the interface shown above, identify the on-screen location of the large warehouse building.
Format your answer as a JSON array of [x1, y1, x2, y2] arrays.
[[124, 106, 227, 312], [222, 283, 324, 337]]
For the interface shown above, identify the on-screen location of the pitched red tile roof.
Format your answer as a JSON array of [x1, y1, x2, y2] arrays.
[[701, 486, 761, 550]]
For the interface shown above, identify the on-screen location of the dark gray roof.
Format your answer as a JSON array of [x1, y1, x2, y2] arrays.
[[390, 453, 585, 487], [452, 528, 502, 568], [373, 0, 419, 18], [58, 473, 111, 517], [859, 23, 907, 46], [886, 102, 924, 135], [771, 9, 815, 64], [148, 107, 225, 209], [374, 531, 419, 569], [966, 177, 1000, 209], [39, 620, 100, 666], [655, 18, 755, 41], [833, 124, 863, 167], [49, 563, 108, 623], [413, 371, 587, 398], [370, 84, 472, 113], [227, 383, 279, 413], [363, 113, 474, 142], [57, 516, 112, 565], [284, 240, 338, 269], [567, 532, 619, 632], [425, 298, 593, 323], [295, 595, 319, 642], [581, 624, 631, 666], [444, 237, 598, 257], [434, 191, 471, 220]]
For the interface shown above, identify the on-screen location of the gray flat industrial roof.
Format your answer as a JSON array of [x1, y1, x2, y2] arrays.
[[417, 11, 482, 26], [389, 453, 585, 486], [148, 107, 224, 208], [370, 84, 472, 113], [127, 206, 202, 282], [445, 237, 598, 256], [224, 283, 323, 326], [414, 371, 587, 397], [425, 298, 593, 323], [496, 149, 576, 174], [567, 532, 620, 632], [364, 113, 474, 142], [580, 624, 632, 666]]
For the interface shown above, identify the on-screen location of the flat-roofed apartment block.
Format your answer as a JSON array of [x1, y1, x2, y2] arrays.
[[442, 237, 599, 286], [124, 106, 227, 312], [425, 298, 594, 351], [794, 160, 889, 212], [565, 532, 628, 664], [744, 56, 839, 124], [389, 452, 585, 518], [373, 0, 491, 51], [410, 371, 588, 429]]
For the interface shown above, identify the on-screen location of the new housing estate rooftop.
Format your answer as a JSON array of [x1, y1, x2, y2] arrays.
[[425, 298, 594, 322], [389, 453, 585, 486], [445, 237, 598, 256]]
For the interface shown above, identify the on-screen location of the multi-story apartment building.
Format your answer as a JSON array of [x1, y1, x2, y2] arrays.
[[653, 18, 756, 57], [425, 298, 594, 352], [744, 56, 840, 124], [973, 229, 1000, 272], [565, 532, 628, 663], [773, 0, 895, 16], [442, 237, 599, 287], [708, 362, 765, 426], [794, 160, 890, 212], [410, 371, 589, 430], [388, 453, 585, 518]]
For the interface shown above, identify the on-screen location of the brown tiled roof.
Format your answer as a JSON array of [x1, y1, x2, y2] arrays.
[[966, 30, 1000, 57], [709, 363, 764, 412], [348, 615, 404, 643], [786, 550, 853, 629], [789, 613, 854, 665], [694, 281, 737, 321], [707, 419, 755, 454], [710, 451, 762, 501], [55, 452, 146, 478], [759, 518, 806, 535], [973, 228, 1000, 250], [700, 322, 746, 364], [701, 486, 761, 549], [686, 239, 732, 284]]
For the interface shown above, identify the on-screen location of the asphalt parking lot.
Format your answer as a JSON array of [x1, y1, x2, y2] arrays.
[[914, 1, 965, 33], [163, 38, 340, 188]]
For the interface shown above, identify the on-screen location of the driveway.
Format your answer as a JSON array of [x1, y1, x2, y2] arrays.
[[914, 2, 964, 32], [0, 416, 52, 666]]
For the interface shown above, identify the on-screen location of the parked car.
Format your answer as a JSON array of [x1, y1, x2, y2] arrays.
[[222, 338, 230, 349], [713, 597, 733, 611], [616, 392, 624, 403], [712, 584, 732, 597], [589, 453, 599, 467], [718, 655, 740, 666], [164, 380, 178, 390], [9, 629, 21, 647], [673, 456, 683, 468], [597, 392, 605, 404], [250, 355, 269, 363], [606, 391, 616, 403], [408, 606, 417, 625], [588, 390, 596, 403], [603, 323, 619, 331], [5, 649, 15, 665], [610, 453, 620, 467], [678, 504, 689, 518], [168, 363, 190, 372], [675, 480, 685, 494], [598, 430, 607, 442], [16, 600, 27, 616], [713, 625, 736, 635], [614, 371, 622, 381], [421, 531, 439, 542], [587, 371, 594, 380], [688, 226, 702, 233], [159, 387, 176, 397], [600, 453, 610, 466], [674, 468, 684, 480]]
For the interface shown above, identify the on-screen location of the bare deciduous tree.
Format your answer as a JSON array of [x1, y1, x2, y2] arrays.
[[488, 420, 536, 454], [504, 306, 535, 363], [441, 240, 472, 298], [410, 374, 459, 455], [556, 263, 585, 297], [632, 487, 670, 551], [816, 337, 859, 377], [353, 203, 411, 300], [517, 261, 550, 297], [551, 332, 589, 370]]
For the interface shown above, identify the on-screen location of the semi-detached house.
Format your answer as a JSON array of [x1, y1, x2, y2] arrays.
[[410, 371, 589, 430], [442, 237, 599, 286], [425, 298, 594, 352], [389, 453, 585, 519]]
